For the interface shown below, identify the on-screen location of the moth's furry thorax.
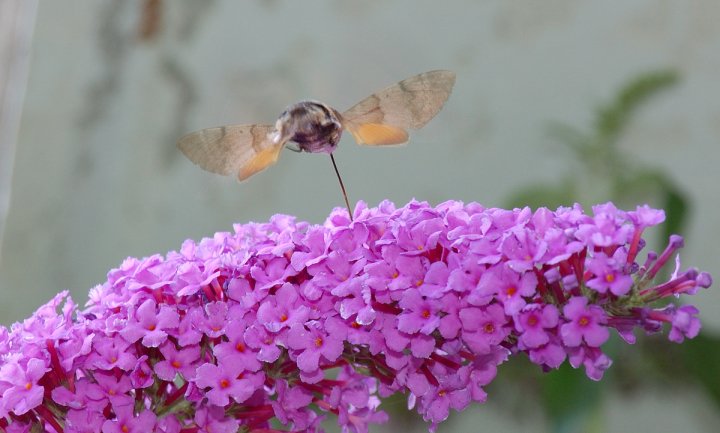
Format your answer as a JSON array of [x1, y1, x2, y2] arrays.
[[273, 100, 344, 154]]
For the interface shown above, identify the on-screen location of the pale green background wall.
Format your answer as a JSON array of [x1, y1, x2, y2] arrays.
[[1, 1, 719, 432]]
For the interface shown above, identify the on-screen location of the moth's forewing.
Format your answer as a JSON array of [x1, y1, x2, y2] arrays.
[[341, 70, 456, 146], [177, 124, 283, 181]]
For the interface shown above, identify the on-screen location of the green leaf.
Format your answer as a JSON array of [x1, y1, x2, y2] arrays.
[[659, 181, 689, 243], [681, 333, 720, 408], [547, 122, 592, 158], [540, 363, 604, 433], [595, 70, 679, 146]]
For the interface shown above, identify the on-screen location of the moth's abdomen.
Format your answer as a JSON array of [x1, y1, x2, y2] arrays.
[[276, 101, 344, 154]]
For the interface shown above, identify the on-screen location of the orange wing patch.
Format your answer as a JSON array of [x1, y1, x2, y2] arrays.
[[238, 145, 283, 181], [348, 123, 409, 146]]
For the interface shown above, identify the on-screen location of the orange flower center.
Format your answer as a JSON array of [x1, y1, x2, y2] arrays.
[[24, 382, 32, 390], [147, 324, 156, 331], [605, 273, 615, 283], [315, 337, 324, 347], [578, 316, 590, 327], [279, 313, 288, 322], [171, 360, 182, 368], [220, 379, 230, 389], [421, 309, 431, 319], [506, 286, 517, 297], [527, 316, 538, 327], [236, 342, 246, 353], [483, 323, 495, 334]]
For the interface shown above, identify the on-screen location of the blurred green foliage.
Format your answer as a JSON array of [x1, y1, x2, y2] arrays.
[[504, 70, 720, 432]]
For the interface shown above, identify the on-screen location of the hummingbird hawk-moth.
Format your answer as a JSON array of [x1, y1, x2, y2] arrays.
[[177, 70, 456, 219]]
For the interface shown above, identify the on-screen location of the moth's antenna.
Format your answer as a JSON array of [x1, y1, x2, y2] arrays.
[[329, 154, 353, 222]]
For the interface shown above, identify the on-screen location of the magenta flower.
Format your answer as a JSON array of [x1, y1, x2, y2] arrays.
[[460, 303, 510, 354], [194, 360, 264, 406], [119, 299, 180, 347], [0, 200, 711, 433], [194, 406, 239, 433], [652, 304, 703, 343], [477, 263, 537, 315], [515, 304, 560, 349], [256, 283, 310, 332], [51, 378, 107, 412], [398, 290, 441, 334], [212, 319, 262, 372], [94, 372, 133, 405], [86, 338, 136, 371], [0, 359, 48, 416], [154, 342, 201, 381], [585, 249, 633, 296], [243, 324, 282, 362], [287, 319, 346, 373], [417, 366, 472, 427], [101, 402, 156, 433], [272, 379, 316, 429], [66, 408, 105, 433], [560, 297, 610, 347], [669, 305, 701, 343]]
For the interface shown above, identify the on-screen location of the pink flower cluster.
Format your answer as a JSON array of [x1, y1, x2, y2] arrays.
[[0, 200, 712, 433]]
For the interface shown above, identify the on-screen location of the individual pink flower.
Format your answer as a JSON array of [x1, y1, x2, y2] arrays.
[[195, 360, 264, 406], [477, 264, 537, 315], [287, 319, 346, 373], [0, 358, 49, 415], [667, 305, 701, 343], [459, 304, 510, 354], [586, 249, 633, 296], [272, 379, 316, 430], [256, 283, 310, 332], [101, 402, 156, 433], [421, 370, 472, 426], [212, 319, 261, 372], [154, 342, 201, 381], [194, 406, 239, 433], [66, 408, 106, 433], [130, 355, 154, 389], [119, 299, 180, 347], [243, 324, 282, 363], [397, 290, 441, 335], [94, 371, 133, 405], [515, 304, 559, 349], [86, 337, 137, 371], [560, 297, 610, 347]]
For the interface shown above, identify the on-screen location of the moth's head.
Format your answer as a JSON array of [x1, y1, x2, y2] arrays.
[[270, 117, 286, 144], [272, 101, 344, 153]]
